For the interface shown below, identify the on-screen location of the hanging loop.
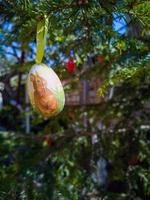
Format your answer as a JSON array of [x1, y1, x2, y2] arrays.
[[35, 14, 48, 64]]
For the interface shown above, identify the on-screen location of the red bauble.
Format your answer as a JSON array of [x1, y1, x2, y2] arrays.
[[128, 154, 139, 166], [66, 57, 76, 73], [77, 0, 88, 5], [97, 55, 105, 64], [44, 135, 53, 147]]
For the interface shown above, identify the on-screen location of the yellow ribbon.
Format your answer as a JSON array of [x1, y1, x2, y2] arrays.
[[35, 15, 48, 64]]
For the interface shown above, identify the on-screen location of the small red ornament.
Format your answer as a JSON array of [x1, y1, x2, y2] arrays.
[[97, 55, 105, 64], [128, 154, 139, 166], [43, 135, 53, 147], [66, 57, 76, 73], [76, 0, 88, 5]]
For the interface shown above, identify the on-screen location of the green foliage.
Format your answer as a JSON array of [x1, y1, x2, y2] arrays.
[[97, 58, 150, 97], [0, 0, 150, 199], [132, 1, 150, 29]]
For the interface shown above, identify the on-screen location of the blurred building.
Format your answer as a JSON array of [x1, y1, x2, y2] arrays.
[[64, 78, 103, 106]]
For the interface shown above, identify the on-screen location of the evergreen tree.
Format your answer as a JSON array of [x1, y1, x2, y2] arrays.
[[0, 0, 150, 199]]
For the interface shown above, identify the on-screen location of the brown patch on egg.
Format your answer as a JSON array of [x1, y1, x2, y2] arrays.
[[30, 73, 58, 116]]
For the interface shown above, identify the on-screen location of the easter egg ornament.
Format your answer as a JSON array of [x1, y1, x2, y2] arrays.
[[27, 15, 65, 117], [27, 64, 65, 117]]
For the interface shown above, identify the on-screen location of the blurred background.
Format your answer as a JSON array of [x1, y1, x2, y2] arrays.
[[0, 0, 150, 199]]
